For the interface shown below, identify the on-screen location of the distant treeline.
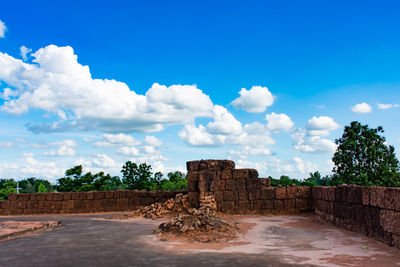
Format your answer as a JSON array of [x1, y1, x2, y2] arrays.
[[0, 161, 187, 200]]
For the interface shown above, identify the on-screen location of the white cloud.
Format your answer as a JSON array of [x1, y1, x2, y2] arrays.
[[292, 128, 337, 153], [0, 153, 65, 179], [117, 146, 139, 156], [20, 46, 32, 61], [0, 20, 6, 38], [0, 88, 18, 100], [266, 112, 294, 132], [207, 105, 242, 135], [0, 45, 215, 133], [377, 103, 399, 110], [293, 157, 318, 174], [231, 86, 275, 113], [144, 135, 162, 147], [351, 102, 372, 113], [292, 115, 339, 154], [0, 142, 13, 147], [306, 116, 339, 136], [179, 124, 217, 146], [44, 139, 77, 156], [94, 133, 139, 147], [92, 153, 117, 168]]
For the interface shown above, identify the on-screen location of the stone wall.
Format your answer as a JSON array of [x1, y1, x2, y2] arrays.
[[0, 190, 186, 216], [313, 185, 400, 248], [186, 159, 313, 213]]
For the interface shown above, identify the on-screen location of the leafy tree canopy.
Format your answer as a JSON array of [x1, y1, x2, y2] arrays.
[[331, 121, 400, 186]]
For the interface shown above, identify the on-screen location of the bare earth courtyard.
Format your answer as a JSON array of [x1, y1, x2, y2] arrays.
[[1, 213, 399, 267]]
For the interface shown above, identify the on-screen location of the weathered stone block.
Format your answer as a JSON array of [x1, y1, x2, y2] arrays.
[[284, 199, 295, 210], [187, 171, 199, 182], [295, 199, 309, 211], [223, 191, 237, 201], [361, 187, 370, 206], [235, 180, 246, 191], [214, 191, 224, 203], [222, 201, 235, 213], [186, 161, 199, 172], [250, 200, 262, 211], [188, 181, 198, 192], [297, 186, 312, 199], [260, 178, 271, 188], [237, 200, 250, 213], [220, 170, 233, 180], [262, 200, 273, 211], [383, 188, 400, 211], [233, 169, 249, 179], [370, 187, 385, 207], [115, 190, 127, 198], [53, 193, 64, 201], [188, 192, 199, 208], [237, 190, 248, 201], [246, 179, 261, 191], [287, 187, 297, 199], [198, 181, 210, 192], [210, 179, 225, 191], [260, 188, 275, 200], [8, 193, 17, 201], [273, 199, 284, 210], [347, 186, 362, 204], [248, 190, 260, 200], [276, 187, 287, 199], [380, 210, 400, 235], [224, 180, 235, 191]]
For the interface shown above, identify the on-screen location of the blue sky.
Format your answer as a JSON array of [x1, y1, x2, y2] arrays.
[[0, 1, 399, 182]]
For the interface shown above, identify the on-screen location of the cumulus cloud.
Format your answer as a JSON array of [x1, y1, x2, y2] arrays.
[[179, 124, 218, 146], [0, 45, 215, 133], [377, 103, 399, 110], [0, 20, 6, 38], [231, 86, 274, 113], [92, 153, 117, 168], [266, 112, 294, 132], [0, 153, 65, 179], [0, 88, 18, 100], [306, 116, 339, 136], [351, 102, 372, 113], [206, 105, 242, 135], [44, 139, 78, 156], [291, 116, 339, 153], [20, 46, 32, 61]]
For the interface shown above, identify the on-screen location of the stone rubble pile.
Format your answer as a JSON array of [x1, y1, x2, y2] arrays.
[[155, 194, 240, 242]]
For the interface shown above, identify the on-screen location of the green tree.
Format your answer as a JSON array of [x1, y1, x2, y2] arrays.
[[0, 179, 17, 200], [332, 121, 400, 186], [121, 161, 152, 190], [303, 171, 330, 186], [161, 171, 187, 190], [38, 183, 48, 192]]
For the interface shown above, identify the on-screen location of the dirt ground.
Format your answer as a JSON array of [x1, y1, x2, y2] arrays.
[[1, 213, 400, 267]]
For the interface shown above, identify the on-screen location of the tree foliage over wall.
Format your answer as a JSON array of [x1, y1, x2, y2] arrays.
[[331, 121, 400, 186]]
